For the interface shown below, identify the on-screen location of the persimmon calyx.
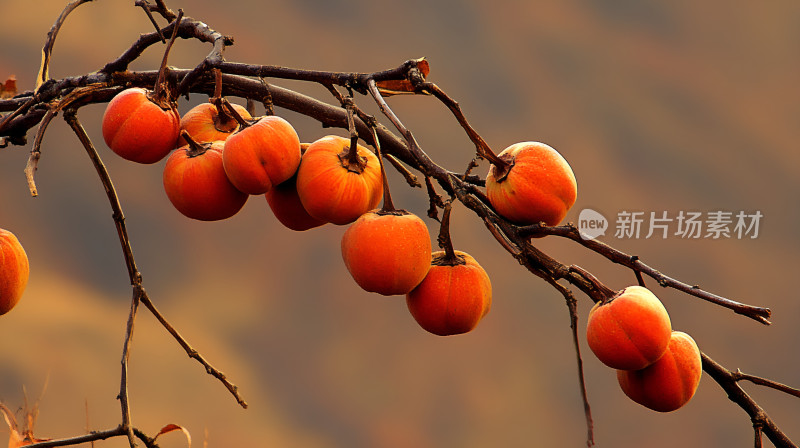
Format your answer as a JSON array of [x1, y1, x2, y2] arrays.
[[146, 87, 177, 112], [374, 208, 409, 218], [337, 145, 369, 173], [432, 251, 467, 267], [489, 153, 515, 182], [211, 97, 238, 133], [179, 130, 211, 158]]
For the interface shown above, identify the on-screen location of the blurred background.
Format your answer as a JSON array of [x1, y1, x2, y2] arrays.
[[1, 1, 798, 446]]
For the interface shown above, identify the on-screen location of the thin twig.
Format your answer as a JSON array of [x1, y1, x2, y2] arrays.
[[519, 224, 772, 324], [36, 0, 94, 91], [63, 110, 140, 447], [548, 280, 594, 447], [421, 81, 506, 169], [733, 370, 800, 399], [25, 108, 57, 197], [701, 353, 796, 448], [135, 0, 166, 42], [139, 292, 249, 409]]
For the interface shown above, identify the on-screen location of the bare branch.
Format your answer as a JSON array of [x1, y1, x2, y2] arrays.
[[701, 353, 796, 448], [36, 0, 94, 92], [519, 224, 772, 324], [139, 292, 249, 409]]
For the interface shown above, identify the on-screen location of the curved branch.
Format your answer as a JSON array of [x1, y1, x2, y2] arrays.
[[702, 353, 796, 448], [519, 224, 772, 324]]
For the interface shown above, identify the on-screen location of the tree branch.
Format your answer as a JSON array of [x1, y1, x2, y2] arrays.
[[701, 353, 796, 448], [0, 5, 794, 445]]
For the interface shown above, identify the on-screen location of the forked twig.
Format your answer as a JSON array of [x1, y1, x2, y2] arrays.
[[62, 108, 247, 448], [36, 0, 94, 92], [139, 292, 248, 409]]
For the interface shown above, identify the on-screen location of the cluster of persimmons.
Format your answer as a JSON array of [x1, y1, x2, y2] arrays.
[[97, 83, 584, 338], [0, 78, 700, 412], [586, 286, 703, 412]]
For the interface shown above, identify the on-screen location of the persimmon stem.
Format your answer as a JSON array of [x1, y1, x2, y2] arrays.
[[136, 0, 166, 43], [151, 8, 183, 104], [568, 265, 617, 303], [437, 202, 459, 263], [210, 69, 236, 130], [220, 97, 250, 128], [179, 130, 210, 157], [370, 125, 395, 212]]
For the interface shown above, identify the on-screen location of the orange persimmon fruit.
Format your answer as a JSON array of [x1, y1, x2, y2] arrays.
[[296, 135, 383, 225], [406, 250, 492, 336], [586, 285, 672, 370], [0, 228, 29, 316], [485, 141, 577, 226], [101, 87, 181, 164], [163, 134, 248, 221], [617, 331, 703, 412], [222, 115, 301, 195], [176, 101, 251, 147], [266, 144, 326, 231], [341, 210, 431, 296]]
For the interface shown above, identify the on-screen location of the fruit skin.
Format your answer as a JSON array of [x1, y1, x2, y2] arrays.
[[296, 135, 383, 225], [406, 250, 492, 336], [586, 285, 672, 370], [485, 141, 577, 226], [101, 87, 181, 164], [266, 174, 326, 231], [163, 141, 248, 221], [341, 210, 432, 296], [176, 102, 252, 147], [266, 143, 325, 231], [0, 229, 30, 316], [617, 331, 702, 412], [222, 115, 301, 195]]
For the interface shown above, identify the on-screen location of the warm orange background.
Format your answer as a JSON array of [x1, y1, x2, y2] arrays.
[[1, 1, 798, 447]]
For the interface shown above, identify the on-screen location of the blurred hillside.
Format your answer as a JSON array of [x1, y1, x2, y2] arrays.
[[0, 1, 798, 447]]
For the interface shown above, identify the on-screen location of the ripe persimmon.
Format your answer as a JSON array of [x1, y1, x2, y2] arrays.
[[222, 115, 301, 195], [163, 133, 248, 221], [266, 144, 326, 231], [0, 228, 29, 316], [176, 101, 251, 147], [341, 210, 432, 296], [296, 136, 383, 225], [101, 87, 180, 164], [617, 331, 702, 412], [406, 250, 492, 336], [485, 141, 577, 226], [586, 285, 672, 370]]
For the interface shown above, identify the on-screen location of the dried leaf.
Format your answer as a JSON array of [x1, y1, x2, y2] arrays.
[[0, 393, 51, 448], [153, 423, 192, 447], [0, 76, 17, 99], [376, 58, 430, 96]]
